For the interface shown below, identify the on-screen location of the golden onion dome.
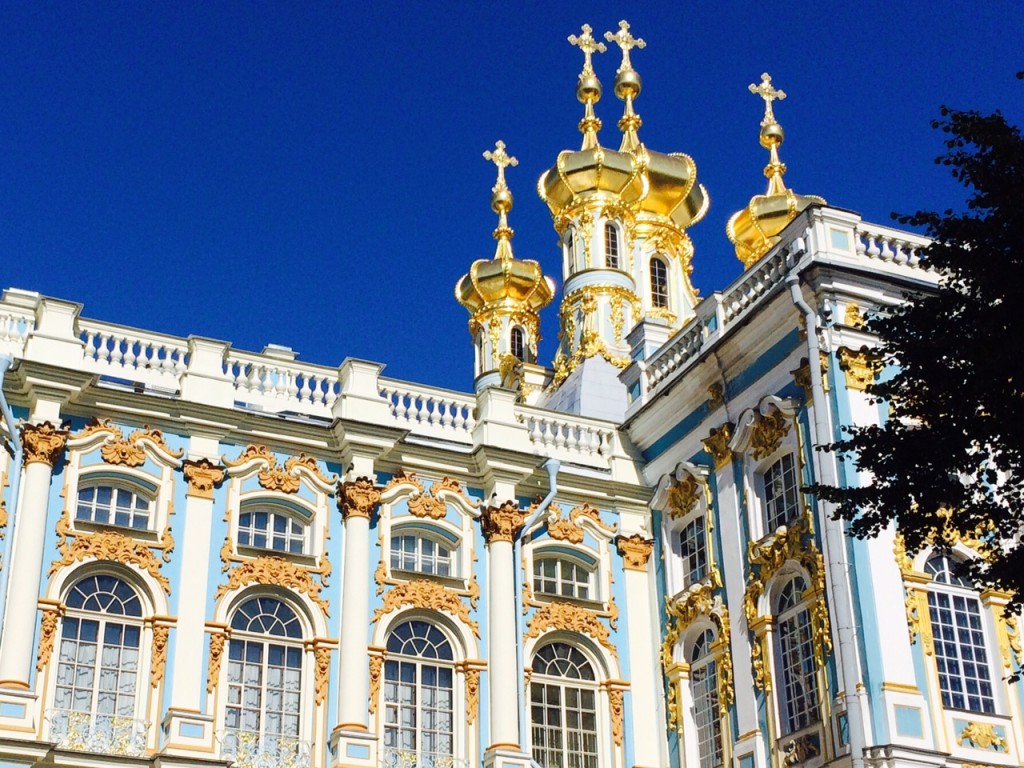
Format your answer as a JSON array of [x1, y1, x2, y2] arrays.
[[727, 74, 825, 268], [456, 142, 555, 315]]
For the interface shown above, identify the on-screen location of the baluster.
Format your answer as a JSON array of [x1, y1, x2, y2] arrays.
[[84, 331, 98, 361], [286, 371, 299, 400], [855, 231, 867, 256], [452, 403, 465, 431], [391, 390, 406, 420], [298, 374, 313, 404], [244, 364, 259, 393], [866, 236, 880, 258], [439, 400, 453, 429], [325, 379, 339, 408], [908, 247, 921, 268], [879, 237, 895, 262], [465, 407, 476, 431], [553, 422, 566, 450], [893, 240, 908, 265]]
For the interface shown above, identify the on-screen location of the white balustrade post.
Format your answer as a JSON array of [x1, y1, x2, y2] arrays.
[[0, 421, 67, 689]]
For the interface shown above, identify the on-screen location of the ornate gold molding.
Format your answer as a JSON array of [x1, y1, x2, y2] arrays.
[[217, 556, 330, 615], [750, 409, 790, 460], [51, 509, 171, 594], [21, 422, 68, 468], [837, 346, 881, 391], [783, 734, 821, 765], [667, 475, 701, 519], [543, 502, 615, 542], [844, 304, 865, 328], [616, 534, 654, 571], [207, 629, 227, 693], [36, 605, 62, 672], [368, 653, 384, 713], [183, 459, 225, 500], [372, 580, 479, 638], [957, 721, 1007, 751], [150, 623, 170, 688], [607, 687, 624, 746], [462, 664, 481, 726], [525, 602, 617, 660], [702, 423, 734, 470], [707, 383, 725, 410], [259, 465, 301, 494], [78, 420, 184, 467], [791, 353, 830, 399], [751, 633, 771, 692], [481, 501, 524, 544], [313, 643, 331, 706], [340, 478, 381, 520]]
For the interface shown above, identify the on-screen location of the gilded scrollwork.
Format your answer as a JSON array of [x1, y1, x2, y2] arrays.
[[50, 510, 171, 594], [284, 454, 335, 487], [368, 654, 384, 713], [667, 475, 701, 519], [616, 534, 654, 571], [21, 421, 68, 468], [480, 501, 524, 544], [314, 644, 331, 706], [373, 580, 479, 638], [525, 602, 617, 660], [702, 423, 734, 470], [82, 420, 184, 468], [666, 677, 682, 733], [182, 458, 225, 500], [837, 346, 882, 392], [957, 721, 1007, 751], [36, 606, 61, 672], [217, 556, 329, 615], [1004, 613, 1022, 667], [258, 465, 301, 494], [791, 353, 830, 399], [751, 634, 771, 692], [207, 630, 227, 693], [608, 687, 624, 746], [150, 624, 170, 688], [749, 408, 790, 460], [341, 478, 381, 520], [783, 734, 821, 765]]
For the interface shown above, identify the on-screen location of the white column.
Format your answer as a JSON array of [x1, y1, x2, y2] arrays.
[[481, 501, 524, 750], [169, 445, 225, 708], [615, 534, 660, 767], [0, 421, 67, 688], [336, 477, 380, 732]]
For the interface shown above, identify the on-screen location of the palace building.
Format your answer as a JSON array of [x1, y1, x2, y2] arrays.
[[0, 19, 1020, 768]]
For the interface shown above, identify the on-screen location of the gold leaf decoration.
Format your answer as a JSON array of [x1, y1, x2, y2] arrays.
[[217, 556, 329, 615], [50, 518, 171, 595], [616, 534, 654, 571], [368, 654, 384, 713], [314, 644, 331, 706], [464, 666, 480, 725], [750, 409, 789, 460], [21, 422, 68, 468], [207, 630, 226, 693], [837, 346, 882, 391], [608, 687, 624, 746], [341, 478, 381, 520], [702, 423, 734, 470], [373, 580, 479, 638], [182, 459, 225, 500], [150, 624, 170, 688], [408, 492, 447, 520], [480, 501, 524, 544], [570, 504, 615, 533], [284, 454, 334, 486], [258, 465, 300, 494], [223, 444, 275, 468], [101, 437, 146, 467], [525, 602, 617, 660], [36, 607, 61, 672], [751, 634, 771, 692], [957, 721, 1007, 751], [667, 475, 701, 519]]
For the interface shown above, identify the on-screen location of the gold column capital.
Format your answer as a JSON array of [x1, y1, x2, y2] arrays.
[[837, 346, 881, 391], [20, 421, 68, 468], [182, 458, 225, 499], [702, 422, 734, 470], [480, 500, 524, 544], [616, 534, 654, 570], [339, 477, 381, 521]]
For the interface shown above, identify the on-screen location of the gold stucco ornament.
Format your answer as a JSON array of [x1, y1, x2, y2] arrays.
[[727, 73, 825, 268]]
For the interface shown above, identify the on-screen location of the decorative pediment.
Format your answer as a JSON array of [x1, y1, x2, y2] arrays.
[[652, 461, 709, 520], [223, 444, 337, 495], [525, 601, 617, 660], [730, 396, 798, 459], [372, 579, 479, 638], [70, 419, 182, 468], [217, 555, 329, 615]]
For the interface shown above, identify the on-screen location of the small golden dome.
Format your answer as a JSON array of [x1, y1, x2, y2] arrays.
[[727, 74, 825, 268], [457, 141, 555, 315]]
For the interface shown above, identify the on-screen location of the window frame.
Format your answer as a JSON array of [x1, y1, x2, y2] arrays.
[[688, 628, 725, 768], [531, 551, 598, 602], [389, 527, 458, 579], [236, 501, 311, 556], [604, 222, 620, 270], [529, 641, 601, 768], [772, 574, 821, 736], [759, 452, 801, 534], [74, 480, 156, 532], [510, 326, 527, 362], [650, 256, 669, 309]]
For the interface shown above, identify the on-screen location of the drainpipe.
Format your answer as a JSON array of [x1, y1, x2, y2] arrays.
[[0, 355, 23, 635], [513, 458, 560, 755], [786, 273, 868, 768]]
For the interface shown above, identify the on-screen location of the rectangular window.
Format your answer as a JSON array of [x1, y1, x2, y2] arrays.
[[927, 590, 995, 712], [679, 518, 708, 586], [76, 486, 151, 530], [778, 608, 819, 733], [763, 454, 799, 532], [533, 558, 591, 600], [390, 535, 453, 577], [692, 662, 723, 768]]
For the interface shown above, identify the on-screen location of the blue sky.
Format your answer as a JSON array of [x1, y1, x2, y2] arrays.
[[1, 2, 1021, 392]]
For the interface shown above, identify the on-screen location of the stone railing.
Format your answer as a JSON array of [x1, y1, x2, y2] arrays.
[[45, 708, 149, 757], [380, 746, 469, 768], [0, 307, 34, 354], [219, 728, 312, 768], [80, 319, 189, 391], [224, 350, 340, 416], [380, 380, 476, 442], [854, 221, 931, 268], [517, 404, 616, 464]]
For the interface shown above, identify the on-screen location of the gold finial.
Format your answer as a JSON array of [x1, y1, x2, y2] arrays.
[[483, 140, 517, 249], [604, 21, 645, 152], [749, 72, 786, 127], [568, 24, 606, 77], [604, 20, 645, 73]]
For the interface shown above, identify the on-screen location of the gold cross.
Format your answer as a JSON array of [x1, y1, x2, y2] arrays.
[[604, 20, 645, 72], [483, 140, 518, 188], [568, 24, 607, 77], [748, 72, 787, 125]]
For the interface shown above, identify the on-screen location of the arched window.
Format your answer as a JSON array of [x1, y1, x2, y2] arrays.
[[690, 630, 723, 768], [530, 643, 598, 768], [774, 576, 818, 734], [511, 327, 526, 362], [650, 257, 669, 308], [679, 517, 708, 587], [762, 454, 799, 532], [76, 484, 151, 530], [52, 574, 145, 754], [533, 555, 593, 600], [604, 223, 620, 269], [224, 597, 304, 760], [390, 533, 454, 577], [383, 621, 455, 760], [237, 506, 307, 555], [924, 553, 995, 713]]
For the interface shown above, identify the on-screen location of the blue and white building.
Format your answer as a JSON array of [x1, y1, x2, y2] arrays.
[[0, 19, 1019, 768]]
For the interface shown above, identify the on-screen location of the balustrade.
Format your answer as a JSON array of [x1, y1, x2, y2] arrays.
[[380, 746, 469, 768], [380, 382, 476, 440], [224, 353, 339, 414], [45, 708, 148, 757], [219, 729, 312, 768], [518, 407, 614, 462]]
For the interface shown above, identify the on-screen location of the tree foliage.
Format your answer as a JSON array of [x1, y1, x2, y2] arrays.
[[811, 98, 1024, 611]]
